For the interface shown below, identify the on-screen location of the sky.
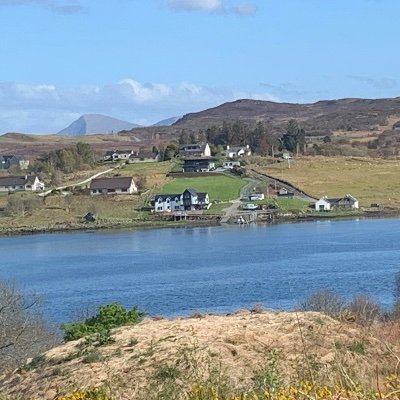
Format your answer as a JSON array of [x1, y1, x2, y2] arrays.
[[0, 0, 400, 133]]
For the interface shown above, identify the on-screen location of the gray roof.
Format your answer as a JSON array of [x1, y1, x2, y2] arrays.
[[0, 175, 37, 186], [90, 177, 134, 190], [154, 193, 181, 201]]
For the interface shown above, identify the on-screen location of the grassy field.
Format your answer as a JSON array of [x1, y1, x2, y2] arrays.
[[161, 175, 247, 201], [257, 197, 310, 213], [252, 156, 400, 207], [117, 161, 173, 190]]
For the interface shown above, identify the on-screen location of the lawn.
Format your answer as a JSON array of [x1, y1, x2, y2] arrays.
[[251, 156, 400, 207], [261, 198, 310, 213], [161, 175, 247, 201]]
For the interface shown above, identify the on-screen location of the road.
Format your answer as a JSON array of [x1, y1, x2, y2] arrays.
[[249, 169, 317, 202], [39, 167, 117, 197]]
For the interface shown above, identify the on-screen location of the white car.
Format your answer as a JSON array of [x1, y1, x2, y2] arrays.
[[242, 203, 258, 211]]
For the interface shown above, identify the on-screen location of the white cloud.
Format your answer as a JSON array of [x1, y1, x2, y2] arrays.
[[167, 0, 223, 12], [166, 0, 257, 15], [0, 0, 84, 14], [0, 79, 277, 133]]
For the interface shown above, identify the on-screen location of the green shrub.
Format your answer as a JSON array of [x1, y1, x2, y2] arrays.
[[61, 303, 145, 342]]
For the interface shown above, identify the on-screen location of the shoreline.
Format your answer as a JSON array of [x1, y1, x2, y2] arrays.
[[1, 208, 399, 238]]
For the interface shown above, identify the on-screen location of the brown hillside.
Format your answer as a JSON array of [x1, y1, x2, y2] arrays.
[[1, 311, 399, 399], [173, 97, 400, 134]]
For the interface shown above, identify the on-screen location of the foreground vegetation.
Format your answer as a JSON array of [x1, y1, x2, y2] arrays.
[[2, 279, 400, 399]]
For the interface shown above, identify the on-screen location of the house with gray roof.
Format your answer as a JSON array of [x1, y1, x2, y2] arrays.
[[152, 188, 210, 212], [179, 143, 211, 158], [0, 175, 44, 192], [315, 194, 359, 211], [0, 155, 29, 170], [90, 176, 137, 195]]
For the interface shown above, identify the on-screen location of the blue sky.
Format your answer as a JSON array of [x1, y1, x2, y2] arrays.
[[0, 0, 399, 133]]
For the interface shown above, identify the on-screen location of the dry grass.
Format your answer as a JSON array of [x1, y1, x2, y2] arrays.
[[1, 311, 399, 399], [252, 156, 400, 207]]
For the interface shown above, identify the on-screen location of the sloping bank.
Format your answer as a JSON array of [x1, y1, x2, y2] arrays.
[[1, 310, 399, 399]]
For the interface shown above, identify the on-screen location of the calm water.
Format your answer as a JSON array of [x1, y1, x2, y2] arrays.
[[0, 218, 399, 323]]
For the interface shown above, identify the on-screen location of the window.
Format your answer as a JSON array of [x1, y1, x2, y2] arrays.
[[122, 188, 128, 192], [108, 189, 115, 193], [157, 206, 163, 211]]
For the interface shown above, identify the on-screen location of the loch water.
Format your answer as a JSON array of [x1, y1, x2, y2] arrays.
[[0, 217, 399, 323]]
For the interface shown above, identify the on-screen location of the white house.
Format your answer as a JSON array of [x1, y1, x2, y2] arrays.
[[153, 194, 183, 212], [152, 188, 210, 212], [222, 161, 241, 169], [224, 145, 251, 159], [315, 197, 332, 211], [90, 177, 138, 195], [0, 175, 44, 192], [315, 195, 359, 211], [179, 143, 211, 158], [103, 149, 135, 162]]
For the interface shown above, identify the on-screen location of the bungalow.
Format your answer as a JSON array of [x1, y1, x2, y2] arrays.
[[103, 149, 135, 162], [0, 155, 29, 170], [315, 194, 359, 211], [152, 188, 210, 212], [222, 161, 241, 169], [0, 175, 44, 192], [224, 145, 252, 159], [179, 143, 211, 158], [183, 158, 215, 173], [90, 176, 138, 195]]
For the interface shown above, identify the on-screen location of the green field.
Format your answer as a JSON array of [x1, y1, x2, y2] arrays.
[[260, 197, 310, 213], [161, 175, 247, 201]]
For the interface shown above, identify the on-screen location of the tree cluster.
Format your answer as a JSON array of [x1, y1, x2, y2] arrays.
[[31, 142, 96, 175]]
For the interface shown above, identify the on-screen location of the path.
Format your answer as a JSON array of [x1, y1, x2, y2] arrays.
[[39, 167, 117, 197], [249, 169, 317, 202], [220, 177, 259, 223]]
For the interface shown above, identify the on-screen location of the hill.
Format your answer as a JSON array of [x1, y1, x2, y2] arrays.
[[1, 310, 399, 399], [172, 97, 400, 135], [152, 116, 181, 126], [57, 114, 141, 136]]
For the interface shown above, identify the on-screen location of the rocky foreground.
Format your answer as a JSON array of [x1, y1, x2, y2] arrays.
[[1, 310, 399, 399]]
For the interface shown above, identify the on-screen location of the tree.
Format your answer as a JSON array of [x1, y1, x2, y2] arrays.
[[0, 281, 58, 371], [281, 119, 305, 154]]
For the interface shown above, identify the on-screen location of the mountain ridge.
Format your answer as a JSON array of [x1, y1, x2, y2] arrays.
[[57, 114, 141, 136]]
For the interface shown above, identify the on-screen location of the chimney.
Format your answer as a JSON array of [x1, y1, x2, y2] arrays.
[[246, 145, 249, 149], [226, 145, 230, 150]]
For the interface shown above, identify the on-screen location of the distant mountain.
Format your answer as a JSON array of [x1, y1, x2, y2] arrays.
[[152, 116, 181, 127], [58, 114, 141, 136]]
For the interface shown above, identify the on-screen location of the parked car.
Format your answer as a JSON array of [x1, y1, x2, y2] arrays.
[[242, 203, 258, 211]]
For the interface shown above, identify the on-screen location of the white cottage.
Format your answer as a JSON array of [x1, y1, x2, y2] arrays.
[[315, 195, 359, 211], [224, 145, 251, 159], [0, 175, 44, 192]]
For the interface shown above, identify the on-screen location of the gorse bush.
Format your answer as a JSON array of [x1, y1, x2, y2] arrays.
[[57, 387, 111, 400], [61, 303, 145, 341]]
